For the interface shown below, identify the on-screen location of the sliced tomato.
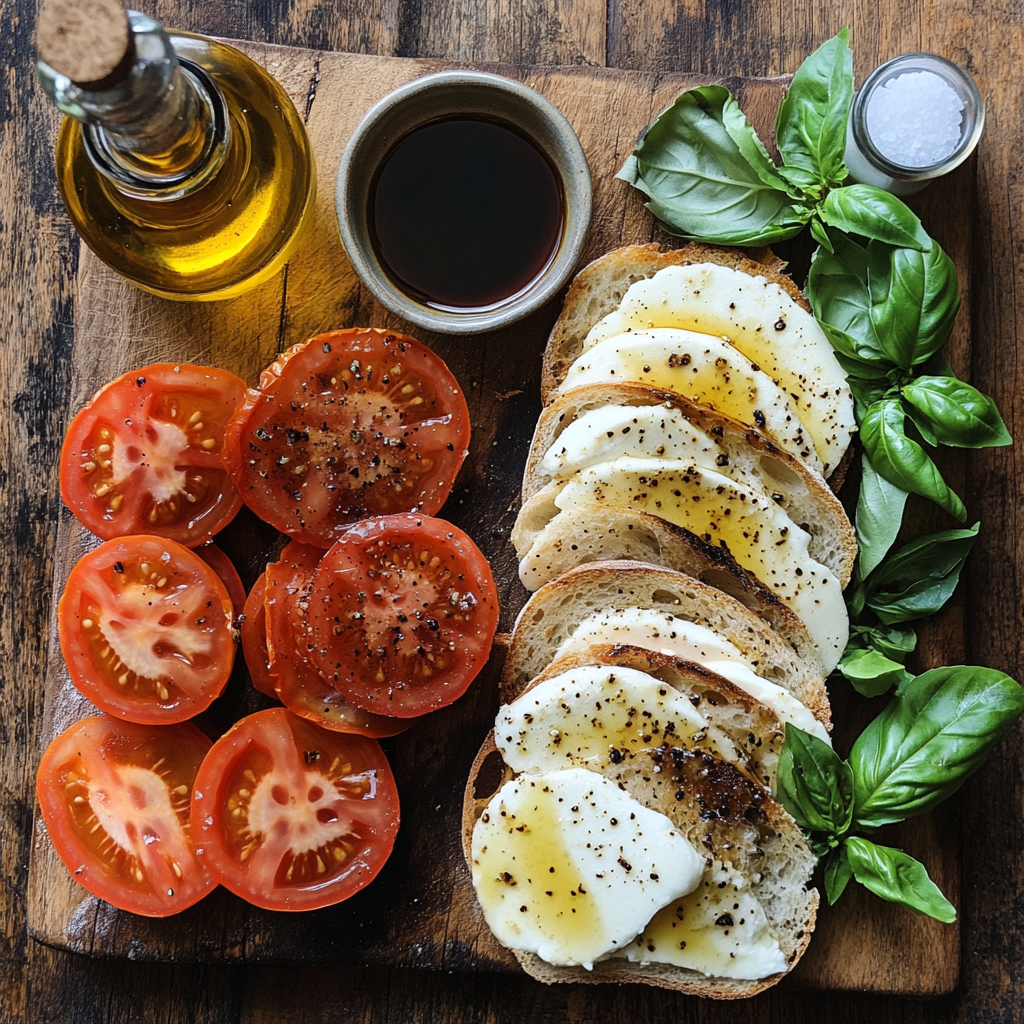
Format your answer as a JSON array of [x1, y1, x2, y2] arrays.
[[226, 329, 471, 547], [240, 571, 277, 699], [265, 542, 410, 737], [190, 708, 400, 911], [60, 363, 247, 547], [306, 514, 498, 717], [58, 535, 235, 724], [194, 543, 247, 620], [37, 715, 214, 917]]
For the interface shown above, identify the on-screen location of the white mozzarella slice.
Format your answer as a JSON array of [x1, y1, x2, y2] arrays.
[[551, 457, 848, 671], [537, 403, 760, 490], [558, 329, 821, 473], [471, 769, 705, 969], [553, 606, 749, 668], [495, 664, 743, 774], [619, 862, 788, 981], [551, 607, 831, 745], [582, 263, 855, 476]]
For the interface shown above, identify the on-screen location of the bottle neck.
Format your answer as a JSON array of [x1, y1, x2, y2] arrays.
[[37, 10, 229, 198]]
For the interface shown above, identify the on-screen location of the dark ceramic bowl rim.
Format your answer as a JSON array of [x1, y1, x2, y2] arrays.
[[336, 70, 592, 335]]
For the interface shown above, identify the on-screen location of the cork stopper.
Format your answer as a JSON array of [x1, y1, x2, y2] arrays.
[[37, 0, 132, 87]]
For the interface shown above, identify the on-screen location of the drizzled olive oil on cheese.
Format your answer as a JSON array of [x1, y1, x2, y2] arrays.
[[471, 770, 704, 968]]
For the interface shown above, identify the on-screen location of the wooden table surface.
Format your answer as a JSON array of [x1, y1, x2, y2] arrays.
[[3, 1, 1022, 1022]]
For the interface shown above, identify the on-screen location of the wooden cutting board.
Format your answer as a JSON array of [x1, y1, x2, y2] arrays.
[[27, 39, 975, 997]]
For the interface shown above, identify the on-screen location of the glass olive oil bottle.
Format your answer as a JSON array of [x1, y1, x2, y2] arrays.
[[37, 3, 315, 301]]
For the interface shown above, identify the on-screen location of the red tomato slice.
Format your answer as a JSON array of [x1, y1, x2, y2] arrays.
[[58, 535, 236, 724], [265, 542, 410, 738], [226, 329, 471, 547], [37, 715, 214, 917], [306, 514, 498, 717], [60, 363, 247, 547], [241, 571, 278, 699], [194, 543, 247, 620], [190, 708, 400, 911]]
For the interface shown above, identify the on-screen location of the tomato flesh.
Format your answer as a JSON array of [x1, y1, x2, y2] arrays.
[[37, 716, 214, 917], [190, 708, 400, 911], [58, 535, 235, 724], [227, 330, 470, 547], [60, 364, 247, 546], [265, 543, 411, 737], [307, 514, 498, 717]]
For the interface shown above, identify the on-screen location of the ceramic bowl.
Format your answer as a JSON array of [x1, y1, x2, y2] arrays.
[[336, 70, 591, 334]]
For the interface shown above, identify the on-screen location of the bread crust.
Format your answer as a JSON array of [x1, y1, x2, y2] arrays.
[[502, 559, 830, 725], [519, 381, 856, 586]]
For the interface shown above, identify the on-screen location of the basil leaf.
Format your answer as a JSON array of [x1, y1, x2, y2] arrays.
[[820, 185, 930, 250], [818, 320, 892, 380], [839, 647, 912, 697], [807, 233, 960, 372], [851, 623, 918, 661], [850, 666, 1024, 829], [848, 376, 892, 422], [902, 376, 1012, 449], [845, 838, 956, 922], [777, 726, 854, 835], [775, 28, 853, 188], [809, 216, 834, 252], [868, 240, 961, 370], [619, 86, 810, 246], [807, 233, 887, 361], [863, 523, 978, 624], [824, 845, 853, 905], [860, 399, 966, 522], [856, 453, 909, 576]]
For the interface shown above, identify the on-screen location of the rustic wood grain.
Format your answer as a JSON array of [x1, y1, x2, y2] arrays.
[[5, 0, 1024, 1021]]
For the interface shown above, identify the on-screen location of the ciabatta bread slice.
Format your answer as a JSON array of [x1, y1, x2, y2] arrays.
[[498, 645, 786, 792], [462, 737, 817, 997], [502, 560, 828, 723], [541, 243, 793, 403], [520, 382, 856, 585]]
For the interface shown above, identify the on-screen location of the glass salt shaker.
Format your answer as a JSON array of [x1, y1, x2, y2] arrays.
[[843, 53, 984, 195]]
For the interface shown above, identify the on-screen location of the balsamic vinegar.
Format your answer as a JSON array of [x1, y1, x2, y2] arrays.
[[369, 116, 565, 310]]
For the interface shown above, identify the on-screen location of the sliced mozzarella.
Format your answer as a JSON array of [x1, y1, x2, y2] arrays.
[[550, 457, 848, 670], [558, 329, 821, 473], [552, 607, 831, 745], [495, 664, 744, 774], [471, 769, 705, 969], [582, 263, 855, 476], [553, 607, 749, 669], [619, 861, 788, 981], [538, 403, 760, 490]]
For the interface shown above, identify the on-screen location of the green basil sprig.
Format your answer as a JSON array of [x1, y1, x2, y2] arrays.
[[617, 86, 810, 246], [777, 668, 1023, 920], [774, 27, 852, 192], [618, 30, 934, 255]]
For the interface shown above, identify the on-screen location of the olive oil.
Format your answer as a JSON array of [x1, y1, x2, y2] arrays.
[[41, 14, 315, 301], [369, 116, 564, 310]]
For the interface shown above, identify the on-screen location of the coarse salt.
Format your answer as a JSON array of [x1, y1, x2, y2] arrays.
[[866, 70, 965, 167]]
